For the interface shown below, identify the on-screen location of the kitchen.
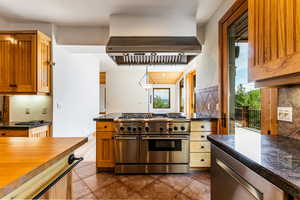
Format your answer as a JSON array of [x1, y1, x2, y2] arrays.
[[0, 0, 300, 200]]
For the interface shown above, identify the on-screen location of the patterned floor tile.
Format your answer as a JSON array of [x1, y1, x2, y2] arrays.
[[139, 180, 178, 200], [93, 181, 135, 199], [83, 173, 118, 191], [75, 192, 97, 200], [72, 171, 81, 183], [158, 175, 194, 192], [182, 180, 210, 200], [117, 175, 156, 192], [75, 163, 97, 179], [72, 180, 92, 199], [191, 172, 211, 186]]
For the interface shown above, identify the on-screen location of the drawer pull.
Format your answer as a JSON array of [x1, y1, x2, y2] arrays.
[[1, 133, 6, 136], [201, 159, 205, 162], [201, 135, 205, 138], [201, 125, 205, 128], [201, 146, 204, 149], [104, 125, 107, 128]]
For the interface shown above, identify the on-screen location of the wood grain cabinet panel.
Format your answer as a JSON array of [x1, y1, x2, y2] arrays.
[[249, 0, 300, 86], [96, 132, 115, 168], [0, 125, 49, 137], [0, 34, 14, 92], [0, 30, 51, 94]]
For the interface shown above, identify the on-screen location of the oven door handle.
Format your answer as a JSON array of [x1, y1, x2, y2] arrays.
[[114, 136, 137, 140], [141, 136, 189, 140]]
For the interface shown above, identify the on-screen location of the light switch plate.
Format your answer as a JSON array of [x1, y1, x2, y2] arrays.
[[277, 107, 293, 122]]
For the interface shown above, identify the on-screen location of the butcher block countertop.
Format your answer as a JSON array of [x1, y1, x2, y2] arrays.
[[0, 137, 88, 198]]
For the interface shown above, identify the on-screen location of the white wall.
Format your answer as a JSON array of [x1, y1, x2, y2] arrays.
[[100, 85, 106, 113], [106, 69, 148, 113], [52, 46, 100, 137], [105, 68, 179, 114], [9, 96, 52, 122], [148, 84, 179, 113], [55, 25, 109, 45], [189, 0, 236, 89], [110, 14, 196, 36]]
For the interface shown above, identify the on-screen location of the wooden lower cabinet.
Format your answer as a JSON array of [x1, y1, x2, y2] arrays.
[[29, 125, 50, 137], [96, 132, 115, 168], [41, 173, 72, 199], [190, 120, 217, 169], [0, 125, 50, 137]]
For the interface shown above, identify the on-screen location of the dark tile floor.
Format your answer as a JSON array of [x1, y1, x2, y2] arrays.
[[73, 136, 211, 200]]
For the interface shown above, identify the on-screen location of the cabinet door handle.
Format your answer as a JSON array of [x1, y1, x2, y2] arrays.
[[9, 84, 17, 88]]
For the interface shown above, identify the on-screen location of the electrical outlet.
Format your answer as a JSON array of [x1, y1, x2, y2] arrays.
[[278, 107, 293, 122], [25, 108, 30, 115], [42, 108, 47, 115]]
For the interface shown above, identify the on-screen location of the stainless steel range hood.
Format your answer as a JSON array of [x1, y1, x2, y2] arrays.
[[106, 37, 201, 65]]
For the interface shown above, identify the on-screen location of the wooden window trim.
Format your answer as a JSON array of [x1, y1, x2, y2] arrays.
[[153, 88, 171, 109], [218, 0, 278, 135]]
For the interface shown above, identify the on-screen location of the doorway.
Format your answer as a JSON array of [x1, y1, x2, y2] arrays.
[[219, 0, 277, 135]]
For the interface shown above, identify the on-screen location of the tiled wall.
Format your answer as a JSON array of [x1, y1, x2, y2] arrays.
[[195, 85, 220, 118], [278, 87, 300, 140]]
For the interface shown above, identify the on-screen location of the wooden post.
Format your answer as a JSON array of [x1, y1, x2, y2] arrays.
[[2, 96, 10, 123], [242, 106, 249, 127]]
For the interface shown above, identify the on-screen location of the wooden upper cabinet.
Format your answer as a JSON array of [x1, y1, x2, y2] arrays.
[[37, 32, 51, 93], [0, 34, 14, 92], [0, 30, 51, 94], [249, 0, 300, 86]]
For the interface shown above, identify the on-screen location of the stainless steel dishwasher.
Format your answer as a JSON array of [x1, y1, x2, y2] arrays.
[[211, 145, 285, 200]]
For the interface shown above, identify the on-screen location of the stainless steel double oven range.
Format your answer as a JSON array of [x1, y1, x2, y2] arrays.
[[114, 114, 191, 174]]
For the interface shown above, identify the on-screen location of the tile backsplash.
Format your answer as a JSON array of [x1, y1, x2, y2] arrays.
[[195, 85, 219, 118], [278, 87, 300, 140]]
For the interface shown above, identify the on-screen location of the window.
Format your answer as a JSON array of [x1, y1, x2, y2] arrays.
[[153, 88, 170, 109]]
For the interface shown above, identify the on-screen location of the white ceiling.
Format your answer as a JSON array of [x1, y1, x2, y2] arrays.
[[0, 0, 223, 26]]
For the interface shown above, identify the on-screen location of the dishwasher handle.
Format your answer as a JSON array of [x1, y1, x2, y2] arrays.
[[216, 159, 263, 200]]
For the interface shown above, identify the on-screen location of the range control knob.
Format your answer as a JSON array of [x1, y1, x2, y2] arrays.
[[160, 127, 164, 131], [132, 128, 137, 132], [138, 127, 142, 131], [174, 126, 178, 131], [127, 127, 132, 131], [180, 126, 185, 131], [168, 128, 173, 131], [120, 127, 125, 131], [145, 127, 150, 132]]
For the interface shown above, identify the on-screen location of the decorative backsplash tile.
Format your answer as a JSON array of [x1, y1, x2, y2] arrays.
[[195, 85, 219, 118], [278, 87, 300, 140]]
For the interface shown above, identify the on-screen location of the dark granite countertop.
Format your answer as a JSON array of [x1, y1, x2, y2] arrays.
[[93, 113, 122, 121], [208, 134, 300, 198], [0, 121, 52, 129], [190, 117, 219, 121]]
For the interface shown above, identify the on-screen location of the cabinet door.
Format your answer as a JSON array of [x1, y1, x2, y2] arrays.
[[96, 132, 115, 168], [37, 33, 51, 93], [14, 34, 37, 93], [0, 34, 14, 92], [249, 0, 300, 82]]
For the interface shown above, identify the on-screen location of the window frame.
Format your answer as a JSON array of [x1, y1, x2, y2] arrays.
[[152, 88, 171, 109]]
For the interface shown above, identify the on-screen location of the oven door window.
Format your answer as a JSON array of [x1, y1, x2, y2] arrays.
[[148, 139, 182, 151]]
